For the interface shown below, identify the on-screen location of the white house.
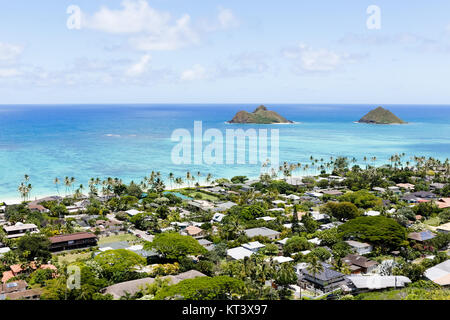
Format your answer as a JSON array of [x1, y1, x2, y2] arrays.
[[227, 247, 254, 260], [125, 209, 142, 217], [345, 240, 373, 255], [242, 241, 266, 252]]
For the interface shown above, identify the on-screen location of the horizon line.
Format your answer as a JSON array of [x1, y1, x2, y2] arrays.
[[1, 102, 450, 107]]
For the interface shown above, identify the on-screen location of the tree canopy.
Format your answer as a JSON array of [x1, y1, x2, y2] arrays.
[[338, 216, 407, 250], [154, 276, 244, 300], [145, 233, 207, 261]]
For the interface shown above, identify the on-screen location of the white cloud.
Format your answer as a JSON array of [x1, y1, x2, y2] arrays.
[[283, 43, 362, 72], [217, 7, 239, 30], [180, 64, 208, 81], [81, 1, 239, 51], [0, 42, 23, 61], [339, 33, 436, 47], [0, 68, 21, 77], [82, 0, 199, 51], [130, 14, 200, 51], [125, 54, 151, 77]]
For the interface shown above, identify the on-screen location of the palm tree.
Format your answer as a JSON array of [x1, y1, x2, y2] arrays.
[[206, 173, 213, 185], [64, 176, 70, 196], [168, 172, 174, 190], [306, 255, 324, 296], [54, 177, 60, 196], [70, 177, 76, 194]]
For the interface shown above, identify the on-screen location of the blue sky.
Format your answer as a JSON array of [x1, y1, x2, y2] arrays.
[[1, 0, 450, 104]]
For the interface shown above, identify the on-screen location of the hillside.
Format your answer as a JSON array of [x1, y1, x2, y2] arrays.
[[358, 107, 406, 124]]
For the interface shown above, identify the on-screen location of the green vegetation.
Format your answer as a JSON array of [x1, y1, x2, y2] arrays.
[[338, 216, 407, 250], [154, 276, 245, 300], [145, 233, 207, 261], [229, 105, 293, 124], [358, 106, 406, 124]]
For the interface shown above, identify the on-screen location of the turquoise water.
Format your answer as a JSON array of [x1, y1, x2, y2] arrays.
[[0, 104, 449, 200]]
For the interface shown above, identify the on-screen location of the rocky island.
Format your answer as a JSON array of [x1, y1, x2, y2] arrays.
[[229, 105, 293, 124], [358, 106, 406, 124]]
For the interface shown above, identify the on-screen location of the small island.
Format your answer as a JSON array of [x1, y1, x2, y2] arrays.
[[229, 105, 293, 124], [358, 106, 406, 124]]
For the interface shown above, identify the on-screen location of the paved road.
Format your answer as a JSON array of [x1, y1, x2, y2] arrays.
[[130, 228, 154, 242], [106, 213, 154, 241]]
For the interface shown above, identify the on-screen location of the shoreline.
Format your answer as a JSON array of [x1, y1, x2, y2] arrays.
[[0, 173, 310, 205]]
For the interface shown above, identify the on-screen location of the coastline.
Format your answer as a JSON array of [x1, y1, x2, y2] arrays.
[[1, 173, 309, 205]]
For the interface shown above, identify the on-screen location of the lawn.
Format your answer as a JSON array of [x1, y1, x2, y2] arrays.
[[186, 191, 219, 201], [98, 233, 140, 245], [424, 216, 441, 227], [56, 251, 92, 265]]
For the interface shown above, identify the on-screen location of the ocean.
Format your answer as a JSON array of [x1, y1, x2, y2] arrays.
[[0, 104, 449, 201]]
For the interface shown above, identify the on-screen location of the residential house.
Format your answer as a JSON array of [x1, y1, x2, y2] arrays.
[[213, 201, 237, 213], [321, 190, 344, 197], [372, 187, 386, 194], [347, 275, 411, 293], [396, 183, 415, 191], [388, 186, 401, 194], [0, 247, 11, 258], [211, 213, 225, 223], [345, 240, 373, 255], [310, 211, 330, 223], [411, 191, 437, 200], [2, 263, 57, 283], [125, 209, 142, 217], [3, 223, 38, 239], [436, 198, 450, 209], [27, 203, 50, 214], [0, 280, 43, 300], [256, 216, 277, 222], [424, 260, 450, 286], [244, 227, 280, 240], [182, 226, 206, 239], [343, 254, 378, 274], [227, 246, 254, 260], [408, 230, 437, 243], [272, 256, 294, 264], [430, 183, 445, 191], [301, 263, 347, 292], [242, 241, 265, 252], [198, 239, 215, 251], [102, 270, 207, 299], [437, 222, 450, 234], [187, 200, 215, 212], [49, 232, 98, 252]]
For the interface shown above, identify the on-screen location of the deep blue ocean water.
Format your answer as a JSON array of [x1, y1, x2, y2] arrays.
[[0, 104, 449, 200]]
